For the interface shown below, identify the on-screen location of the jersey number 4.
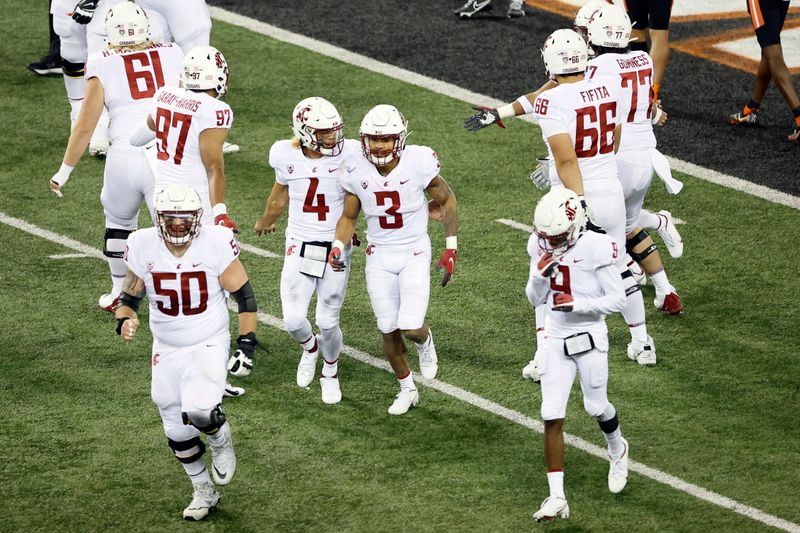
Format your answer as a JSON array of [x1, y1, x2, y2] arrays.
[[123, 51, 166, 100], [154, 108, 192, 165], [152, 271, 208, 317], [303, 178, 330, 221]]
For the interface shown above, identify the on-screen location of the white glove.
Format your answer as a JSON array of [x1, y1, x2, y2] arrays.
[[522, 349, 544, 382], [227, 349, 253, 377], [50, 163, 74, 197], [530, 158, 551, 191]]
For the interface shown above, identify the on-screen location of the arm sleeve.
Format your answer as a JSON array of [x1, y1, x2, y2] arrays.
[[571, 263, 626, 316]]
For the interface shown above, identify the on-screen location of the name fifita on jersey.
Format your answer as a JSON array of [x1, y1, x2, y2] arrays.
[[580, 85, 611, 103], [157, 90, 202, 113]]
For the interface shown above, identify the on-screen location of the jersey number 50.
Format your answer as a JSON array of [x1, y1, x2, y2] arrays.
[[152, 271, 208, 316]]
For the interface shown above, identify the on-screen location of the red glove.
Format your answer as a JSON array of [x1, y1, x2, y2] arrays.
[[536, 253, 558, 278], [328, 246, 346, 272], [552, 293, 574, 312], [214, 213, 239, 234], [436, 248, 457, 287], [351, 231, 361, 247]]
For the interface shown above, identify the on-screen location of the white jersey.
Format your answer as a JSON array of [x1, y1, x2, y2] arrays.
[[589, 51, 657, 152], [533, 76, 629, 186], [124, 225, 239, 347], [85, 42, 183, 146], [340, 146, 440, 246], [150, 86, 233, 195], [527, 230, 624, 348], [269, 139, 361, 242]]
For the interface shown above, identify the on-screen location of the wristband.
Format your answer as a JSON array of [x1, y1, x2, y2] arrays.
[[212, 203, 227, 217], [332, 239, 345, 251], [516, 95, 535, 115], [497, 103, 516, 120], [52, 162, 75, 186], [116, 317, 129, 336], [651, 106, 663, 125], [445, 236, 457, 250]]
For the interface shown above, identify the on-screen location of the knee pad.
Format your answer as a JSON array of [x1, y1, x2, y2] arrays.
[[620, 269, 642, 296], [183, 405, 226, 435], [283, 314, 310, 337], [626, 229, 658, 263], [104, 228, 133, 259], [583, 396, 608, 418], [61, 59, 85, 78], [167, 436, 205, 464]]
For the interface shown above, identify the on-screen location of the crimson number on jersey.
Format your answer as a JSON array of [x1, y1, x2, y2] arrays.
[[154, 108, 192, 165], [375, 191, 403, 229], [620, 68, 653, 122], [303, 178, 330, 221], [575, 102, 616, 157], [151, 271, 208, 317], [122, 51, 166, 100]]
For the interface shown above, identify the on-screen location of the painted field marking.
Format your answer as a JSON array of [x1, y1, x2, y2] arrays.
[[3, 209, 797, 533], [48, 253, 94, 260], [208, 6, 800, 212]]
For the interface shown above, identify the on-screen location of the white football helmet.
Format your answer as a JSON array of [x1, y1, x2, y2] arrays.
[[533, 188, 586, 257], [359, 104, 408, 166], [105, 1, 149, 47], [181, 46, 229, 98], [292, 97, 344, 156], [573, 0, 609, 41], [541, 29, 589, 79], [154, 185, 203, 245], [586, 3, 633, 49]]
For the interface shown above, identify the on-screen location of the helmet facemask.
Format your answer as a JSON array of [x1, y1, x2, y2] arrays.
[[157, 211, 202, 246]]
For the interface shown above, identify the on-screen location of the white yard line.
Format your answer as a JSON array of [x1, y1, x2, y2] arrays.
[[208, 6, 800, 212], [3, 210, 797, 533], [238, 242, 281, 259], [48, 253, 95, 259]]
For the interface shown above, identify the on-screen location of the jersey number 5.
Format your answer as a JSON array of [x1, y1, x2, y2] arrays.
[[154, 108, 192, 165], [123, 51, 166, 100], [152, 271, 208, 317]]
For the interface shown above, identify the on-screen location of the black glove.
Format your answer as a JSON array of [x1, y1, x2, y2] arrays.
[[72, 0, 99, 24], [464, 106, 506, 132], [580, 198, 606, 234], [228, 332, 258, 377]]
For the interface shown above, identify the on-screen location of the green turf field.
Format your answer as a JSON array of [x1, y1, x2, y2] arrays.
[[1, 2, 799, 531]]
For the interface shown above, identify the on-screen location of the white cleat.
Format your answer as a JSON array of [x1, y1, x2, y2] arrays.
[[182, 482, 220, 521], [223, 382, 245, 397], [522, 358, 541, 383], [296, 337, 320, 388], [656, 210, 683, 258], [608, 437, 629, 494], [320, 376, 342, 405], [208, 422, 236, 486], [222, 141, 240, 154], [98, 292, 120, 313], [388, 387, 419, 416], [627, 336, 656, 366], [532, 496, 569, 522], [417, 331, 438, 379]]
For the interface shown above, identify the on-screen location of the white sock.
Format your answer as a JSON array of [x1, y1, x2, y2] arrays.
[[650, 269, 671, 292], [605, 428, 625, 459], [638, 209, 660, 231], [319, 326, 342, 376], [398, 371, 415, 390], [63, 74, 86, 123], [414, 330, 432, 352], [182, 458, 211, 485], [622, 291, 649, 343], [546, 470, 565, 499]]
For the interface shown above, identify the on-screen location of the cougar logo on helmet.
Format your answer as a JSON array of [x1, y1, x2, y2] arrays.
[[533, 188, 587, 257], [291, 97, 344, 156]]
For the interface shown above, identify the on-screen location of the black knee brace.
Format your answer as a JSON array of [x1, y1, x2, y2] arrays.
[[167, 436, 206, 464], [104, 228, 132, 259], [626, 229, 658, 263], [620, 269, 642, 296], [182, 405, 226, 435], [61, 58, 85, 78]]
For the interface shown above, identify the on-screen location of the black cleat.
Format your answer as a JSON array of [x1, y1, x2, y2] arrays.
[[27, 55, 62, 76]]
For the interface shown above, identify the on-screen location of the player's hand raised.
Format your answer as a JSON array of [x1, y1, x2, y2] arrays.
[[464, 106, 506, 132]]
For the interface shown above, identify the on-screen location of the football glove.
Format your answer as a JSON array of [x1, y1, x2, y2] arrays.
[[214, 213, 240, 233], [552, 292, 574, 312], [522, 349, 544, 383], [72, 0, 99, 24], [228, 332, 257, 377], [436, 248, 457, 286], [579, 198, 606, 234], [328, 245, 346, 272], [536, 252, 558, 278], [464, 106, 506, 132], [529, 157, 551, 191]]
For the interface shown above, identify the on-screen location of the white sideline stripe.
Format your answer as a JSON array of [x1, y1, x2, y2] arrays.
[[48, 253, 94, 259], [208, 6, 800, 212], [3, 211, 797, 533]]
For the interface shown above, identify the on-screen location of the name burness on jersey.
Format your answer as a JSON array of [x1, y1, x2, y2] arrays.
[[615, 53, 649, 70], [157, 91, 201, 113], [579, 86, 611, 103]]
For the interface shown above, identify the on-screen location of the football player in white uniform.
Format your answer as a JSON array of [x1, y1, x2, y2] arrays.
[[585, 4, 683, 315], [253, 97, 360, 405], [115, 184, 260, 521], [330, 105, 458, 416], [131, 45, 239, 232], [526, 189, 629, 523], [49, 1, 183, 312]]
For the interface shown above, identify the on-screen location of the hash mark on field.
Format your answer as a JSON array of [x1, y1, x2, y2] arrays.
[[48, 253, 94, 259], [4, 211, 798, 532], [238, 242, 281, 259]]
